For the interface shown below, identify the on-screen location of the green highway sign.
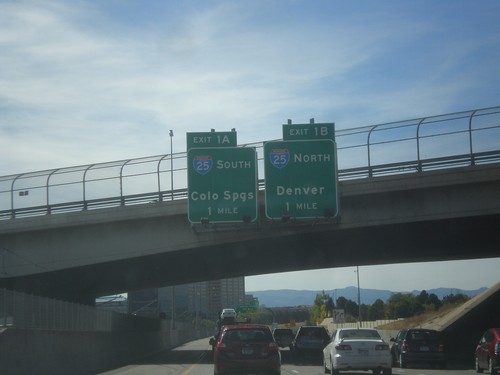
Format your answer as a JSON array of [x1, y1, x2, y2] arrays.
[[264, 139, 338, 219], [187, 147, 258, 224], [237, 300, 259, 314], [186, 131, 237, 149], [282, 123, 335, 141]]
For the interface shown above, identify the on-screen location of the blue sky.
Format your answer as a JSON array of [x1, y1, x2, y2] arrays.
[[1, 0, 500, 291]]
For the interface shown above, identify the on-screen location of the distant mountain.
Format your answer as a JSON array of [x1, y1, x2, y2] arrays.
[[248, 286, 488, 307]]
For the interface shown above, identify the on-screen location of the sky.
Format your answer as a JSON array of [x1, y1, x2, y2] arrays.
[[1, 0, 500, 292]]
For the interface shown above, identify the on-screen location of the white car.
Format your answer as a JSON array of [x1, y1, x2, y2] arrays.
[[220, 308, 237, 319], [323, 328, 392, 375]]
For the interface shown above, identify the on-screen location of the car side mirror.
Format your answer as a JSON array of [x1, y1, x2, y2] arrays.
[[390, 338, 395, 342], [209, 337, 215, 346]]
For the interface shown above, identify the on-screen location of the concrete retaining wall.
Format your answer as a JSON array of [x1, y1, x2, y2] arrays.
[[0, 321, 204, 375]]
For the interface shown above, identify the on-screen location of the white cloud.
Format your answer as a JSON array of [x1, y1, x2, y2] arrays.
[[1, 0, 499, 175]]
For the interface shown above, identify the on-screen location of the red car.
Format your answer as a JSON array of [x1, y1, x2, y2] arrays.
[[212, 324, 281, 375], [475, 328, 500, 374]]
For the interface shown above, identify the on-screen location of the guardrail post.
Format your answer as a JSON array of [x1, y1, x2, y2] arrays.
[[367, 125, 377, 177], [416, 117, 426, 172], [469, 110, 478, 166]]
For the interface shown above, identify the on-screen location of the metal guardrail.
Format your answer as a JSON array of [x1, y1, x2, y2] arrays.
[[1, 106, 499, 220]]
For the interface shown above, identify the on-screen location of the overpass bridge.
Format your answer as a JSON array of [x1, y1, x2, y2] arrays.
[[1, 106, 500, 303]]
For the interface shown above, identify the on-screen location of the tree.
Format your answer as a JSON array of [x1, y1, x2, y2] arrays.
[[345, 299, 359, 319], [325, 296, 335, 317], [368, 299, 385, 320], [427, 293, 442, 311], [385, 293, 417, 319], [417, 290, 429, 305], [442, 293, 469, 305], [360, 304, 369, 321], [311, 291, 332, 323], [336, 296, 347, 310]]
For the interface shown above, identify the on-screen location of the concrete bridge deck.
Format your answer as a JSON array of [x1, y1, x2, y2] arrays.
[[1, 163, 499, 303]]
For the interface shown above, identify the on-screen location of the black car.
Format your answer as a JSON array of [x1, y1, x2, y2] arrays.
[[390, 328, 445, 368], [272, 328, 295, 348], [290, 326, 329, 356]]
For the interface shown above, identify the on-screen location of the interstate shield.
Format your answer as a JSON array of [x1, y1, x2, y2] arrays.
[[269, 148, 290, 169], [193, 155, 213, 175]]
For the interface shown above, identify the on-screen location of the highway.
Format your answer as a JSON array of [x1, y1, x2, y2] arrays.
[[95, 337, 477, 375]]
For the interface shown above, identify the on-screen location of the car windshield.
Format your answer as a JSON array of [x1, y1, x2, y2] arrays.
[[339, 329, 381, 339], [224, 328, 271, 342]]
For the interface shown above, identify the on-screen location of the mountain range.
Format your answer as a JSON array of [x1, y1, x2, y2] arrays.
[[248, 286, 487, 307]]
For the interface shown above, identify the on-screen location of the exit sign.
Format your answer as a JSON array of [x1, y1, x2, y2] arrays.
[[282, 123, 335, 140], [264, 139, 338, 220], [186, 131, 237, 149], [187, 147, 258, 224]]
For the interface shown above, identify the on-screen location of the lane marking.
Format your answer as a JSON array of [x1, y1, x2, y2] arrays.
[[182, 348, 211, 375]]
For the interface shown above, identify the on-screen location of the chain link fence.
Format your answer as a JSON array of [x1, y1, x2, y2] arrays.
[[1, 106, 500, 220]]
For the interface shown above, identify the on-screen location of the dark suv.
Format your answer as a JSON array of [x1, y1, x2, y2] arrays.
[[475, 328, 500, 374], [290, 326, 329, 356], [390, 328, 445, 368]]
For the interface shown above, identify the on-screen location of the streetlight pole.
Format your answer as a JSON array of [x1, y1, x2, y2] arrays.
[[169, 130, 174, 200], [356, 266, 361, 327], [171, 285, 176, 330]]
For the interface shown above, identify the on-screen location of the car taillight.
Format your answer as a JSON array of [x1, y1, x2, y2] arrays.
[[335, 344, 352, 351], [269, 342, 280, 352], [217, 342, 227, 349], [375, 344, 389, 351], [402, 343, 409, 352]]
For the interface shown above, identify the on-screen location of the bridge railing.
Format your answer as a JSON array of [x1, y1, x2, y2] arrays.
[[1, 106, 499, 220]]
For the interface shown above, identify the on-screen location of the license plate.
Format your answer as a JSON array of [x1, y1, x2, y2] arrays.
[[420, 346, 429, 351], [242, 347, 254, 355], [358, 349, 369, 355]]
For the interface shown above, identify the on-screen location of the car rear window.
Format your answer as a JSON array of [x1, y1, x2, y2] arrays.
[[223, 328, 272, 342], [407, 330, 439, 341], [298, 328, 329, 340], [274, 329, 292, 335], [340, 329, 381, 339]]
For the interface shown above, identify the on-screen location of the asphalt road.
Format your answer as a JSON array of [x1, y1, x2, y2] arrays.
[[95, 337, 477, 375]]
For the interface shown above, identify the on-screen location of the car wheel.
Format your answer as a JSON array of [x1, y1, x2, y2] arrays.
[[323, 356, 330, 374], [372, 369, 381, 375], [489, 357, 498, 375], [475, 356, 483, 373], [399, 353, 406, 368], [391, 352, 398, 367], [331, 368, 340, 375], [382, 368, 392, 375]]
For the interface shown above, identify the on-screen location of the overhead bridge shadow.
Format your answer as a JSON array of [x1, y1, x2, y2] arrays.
[[133, 349, 214, 366]]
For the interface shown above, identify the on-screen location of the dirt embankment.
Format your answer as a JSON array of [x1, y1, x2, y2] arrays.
[[376, 303, 464, 330]]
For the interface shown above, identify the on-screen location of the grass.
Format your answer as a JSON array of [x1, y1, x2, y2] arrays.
[[377, 303, 463, 330]]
